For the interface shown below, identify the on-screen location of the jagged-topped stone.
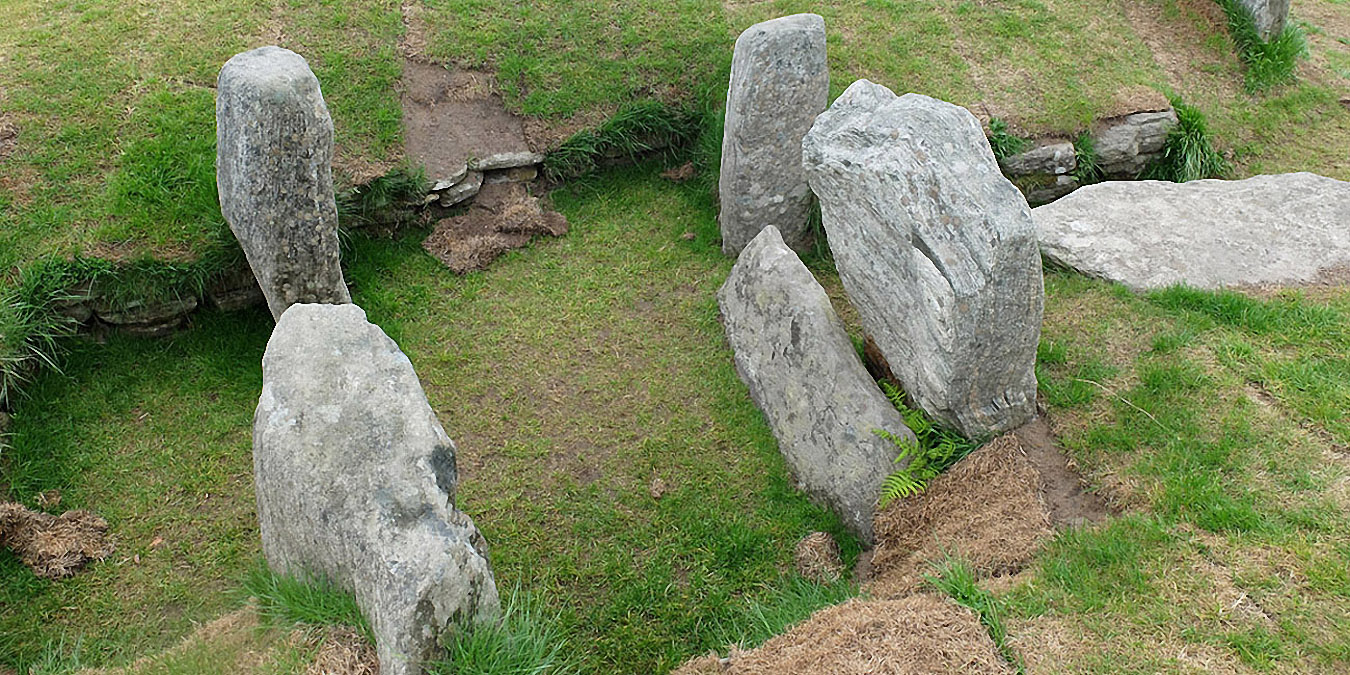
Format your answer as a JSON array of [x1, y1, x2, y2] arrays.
[[802, 81, 1043, 438], [718, 226, 915, 543], [1034, 173, 1350, 290], [255, 304, 499, 675], [719, 14, 828, 257], [1239, 0, 1290, 41], [1092, 110, 1176, 179], [217, 47, 351, 320]]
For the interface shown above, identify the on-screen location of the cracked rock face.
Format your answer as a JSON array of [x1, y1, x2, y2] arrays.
[[718, 226, 915, 543], [1238, 0, 1290, 41], [255, 304, 499, 675], [719, 13, 828, 257], [217, 47, 351, 321], [802, 81, 1043, 438]]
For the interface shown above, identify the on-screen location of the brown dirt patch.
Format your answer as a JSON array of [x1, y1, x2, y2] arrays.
[[1233, 265, 1350, 303], [793, 532, 844, 583], [1014, 417, 1115, 525], [1098, 84, 1174, 120], [672, 595, 1013, 675], [1120, 0, 1244, 100], [422, 183, 568, 274], [77, 608, 269, 675], [866, 433, 1053, 597], [401, 61, 535, 185], [0, 502, 114, 579], [0, 113, 16, 161]]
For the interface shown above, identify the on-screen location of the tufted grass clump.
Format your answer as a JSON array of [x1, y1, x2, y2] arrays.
[[242, 562, 373, 642], [987, 118, 1029, 161], [543, 101, 702, 181], [1213, 0, 1308, 93], [432, 589, 577, 675], [1141, 99, 1230, 183], [926, 555, 1024, 674], [1071, 132, 1103, 185]]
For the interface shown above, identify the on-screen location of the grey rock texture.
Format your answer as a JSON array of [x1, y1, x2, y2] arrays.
[[1239, 0, 1290, 41], [217, 46, 351, 321], [998, 141, 1076, 177], [430, 162, 468, 191], [802, 81, 1043, 438], [718, 227, 914, 544], [439, 171, 483, 208], [255, 304, 500, 675], [719, 14, 828, 257], [468, 151, 544, 171], [1091, 110, 1177, 179], [1034, 173, 1350, 290]]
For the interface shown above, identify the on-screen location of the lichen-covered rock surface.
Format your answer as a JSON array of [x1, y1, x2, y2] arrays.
[[718, 226, 914, 543], [217, 46, 350, 320], [719, 14, 828, 256], [1034, 173, 1350, 290], [254, 303, 499, 675], [802, 81, 1043, 438]]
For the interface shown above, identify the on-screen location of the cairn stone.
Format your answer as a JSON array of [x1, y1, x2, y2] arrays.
[[217, 46, 351, 320], [718, 226, 915, 543], [801, 81, 1043, 438], [719, 14, 828, 257], [255, 304, 499, 675], [1034, 173, 1350, 290], [1092, 110, 1177, 179], [1238, 0, 1290, 41]]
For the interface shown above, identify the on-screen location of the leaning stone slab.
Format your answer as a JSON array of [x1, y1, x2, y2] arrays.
[[719, 14, 828, 257], [217, 46, 351, 320], [1034, 173, 1350, 290], [255, 304, 499, 675], [718, 226, 915, 544], [439, 171, 484, 208], [1239, 0, 1290, 41], [802, 81, 1043, 438], [1092, 110, 1176, 179]]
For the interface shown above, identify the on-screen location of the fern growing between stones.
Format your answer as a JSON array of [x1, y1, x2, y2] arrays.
[[876, 381, 980, 507]]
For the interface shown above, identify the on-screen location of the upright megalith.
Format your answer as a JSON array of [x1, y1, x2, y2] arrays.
[[1238, 0, 1290, 42], [718, 226, 916, 543], [217, 47, 351, 320], [719, 14, 828, 257], [255, 303, 499, 675], [801, 81, 1043, 438]]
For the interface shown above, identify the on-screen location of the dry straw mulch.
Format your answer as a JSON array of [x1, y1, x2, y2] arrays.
[[0, 501, 114, 578], [303, 626, 379, 675], [673, 595, 1013, 675], [867, 433, 1053, 597]]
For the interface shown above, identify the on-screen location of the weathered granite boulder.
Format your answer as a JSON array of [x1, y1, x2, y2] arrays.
[[217, 47, 351, 320], [719, 14, 828, 257], [1092, 110, 1177, 179], [718, 226, 915, 543], [1238, 0, 1290, 41], [1034, 173, 1350, 290], [802, 81, 1043, 438], [255, 303, 499, 675]]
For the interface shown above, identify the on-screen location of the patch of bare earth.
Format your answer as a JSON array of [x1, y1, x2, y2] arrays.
[[673, 596, 1013, 675], [77, 608, 269, 675], [1296, 0, 1350, 89], [421, 182, 568, 274], [1120, 0, 1244, 100]]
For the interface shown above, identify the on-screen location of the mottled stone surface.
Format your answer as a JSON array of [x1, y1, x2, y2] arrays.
[[255, 304, 499, 675], [1239, 0, 1290, 41], [719, 14, 828, 257], [1092, 110, 1177, 179], [438, 171, 484, 208], [217, 46, 350, 320], [468, 151, 543, 171], [802, 81, 1043, 438], [1034, 173, 1350, 290], [998, 141, 1076, 177], [718, 226, 914, 543]]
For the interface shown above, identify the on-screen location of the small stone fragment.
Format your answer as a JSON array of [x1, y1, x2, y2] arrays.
[[430, 161, 469, 191], [216, 46, 351, 320], [719, 14, 828, 257], [439, 171, 484, 208]]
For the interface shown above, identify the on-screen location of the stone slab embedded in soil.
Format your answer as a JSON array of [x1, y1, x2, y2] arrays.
[[998, 141, 1076, 177], [424, 183, 568, 274], [801, 81, 1043, 438], [254, 304, 500, 675], [718, 13, 828, 257], [1091, 110, 1176, 179], [717, 226, 914, 544], [1033, 172, 1350, 290], [93, 296, 198, 334], [216, 46, 351, 320], [468, 151, 544, 172], [1238, 0, 1290, 41], [439, 170, 484, 207], [430, 161, 469, 191]]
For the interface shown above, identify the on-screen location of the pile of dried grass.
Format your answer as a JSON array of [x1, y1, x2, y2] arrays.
[[793, 532, 843, 583], [868, 433, 1052, 597], [672, 595, 1013, 675], [303, 626, 379, 675], [0, 501, 114, 578]]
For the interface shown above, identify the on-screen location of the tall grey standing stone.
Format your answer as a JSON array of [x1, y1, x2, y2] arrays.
[[802, 81, 1043, 438], [255, 304, 499, 675], [718, 226, 915, 544], [1238, 0, 1290, 41], [719, 14, 828, 257], [217, 47, 351, 321]]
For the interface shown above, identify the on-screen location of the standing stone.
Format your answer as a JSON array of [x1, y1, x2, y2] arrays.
[[718, 226, 916, 543], [719, 14, 828, 257], [1238, 0, 1290, 41], [217, 47, 351, 321], [255, 304, 499, 675], [801, 81, 1043, 438]]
